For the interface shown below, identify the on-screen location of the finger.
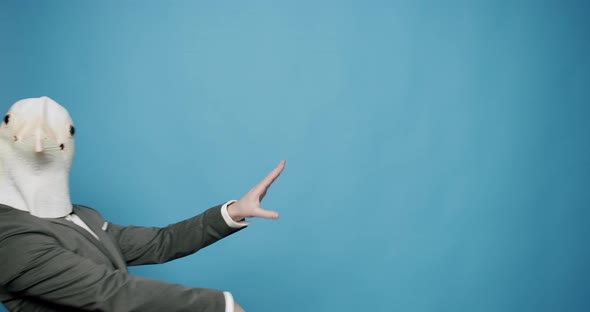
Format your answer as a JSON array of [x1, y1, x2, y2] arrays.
[[253, 160, 286, 194], [261, 160, 285, 188], [254, 207, 280, 219]]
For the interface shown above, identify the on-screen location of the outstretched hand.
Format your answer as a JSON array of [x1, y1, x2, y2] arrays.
[[227, 160, 286, 222]]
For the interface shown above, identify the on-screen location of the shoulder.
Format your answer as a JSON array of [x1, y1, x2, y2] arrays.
[[0, 203, 40, 226], [0, 204, 50, 241]]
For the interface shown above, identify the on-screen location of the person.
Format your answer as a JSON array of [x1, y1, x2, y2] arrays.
[[0, 96, 285, 312]]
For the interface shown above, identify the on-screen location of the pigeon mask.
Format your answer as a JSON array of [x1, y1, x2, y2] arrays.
[[0, 96, 75, 218]]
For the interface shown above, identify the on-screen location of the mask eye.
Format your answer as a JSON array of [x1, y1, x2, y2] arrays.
[[69, 125, 75, 136], [3, 114, 9, 125]]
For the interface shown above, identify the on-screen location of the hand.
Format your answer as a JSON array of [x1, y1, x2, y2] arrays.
[[227, 160, 286, 222], [235, 302, 245, 312]]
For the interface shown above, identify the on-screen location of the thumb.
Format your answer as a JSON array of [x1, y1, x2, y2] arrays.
[[255, 207, 280, 219]]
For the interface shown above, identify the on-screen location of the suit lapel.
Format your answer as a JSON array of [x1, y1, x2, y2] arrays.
[[72, 206, 128, 272], [48, 211, 128, 272]]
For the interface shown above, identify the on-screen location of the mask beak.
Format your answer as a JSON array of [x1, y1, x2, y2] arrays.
[[32, 121, 50, 153], [35, 97, 49, 153], [35, 132, 44, 153]]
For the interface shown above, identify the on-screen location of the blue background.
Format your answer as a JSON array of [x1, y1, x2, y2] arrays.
[[1, 1, 589, 311]]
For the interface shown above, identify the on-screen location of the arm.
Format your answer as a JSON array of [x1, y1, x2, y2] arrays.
[[103, 160, 286, 311], [107, 159, 287, 267], [0, 231, 226, 312], [107, 204, 244, 266]]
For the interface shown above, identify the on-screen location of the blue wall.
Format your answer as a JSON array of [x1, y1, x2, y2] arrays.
[[1, 1, 589, 311]]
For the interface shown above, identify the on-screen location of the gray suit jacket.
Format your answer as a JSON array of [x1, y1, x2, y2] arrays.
[[0, 203, 243, 311]]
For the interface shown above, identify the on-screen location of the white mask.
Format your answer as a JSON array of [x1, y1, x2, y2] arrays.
[[0, 96, 75, 218]]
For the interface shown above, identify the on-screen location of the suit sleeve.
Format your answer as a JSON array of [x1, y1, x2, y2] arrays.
[[0, 230, 226, 312], [106, 204, 244, 266]]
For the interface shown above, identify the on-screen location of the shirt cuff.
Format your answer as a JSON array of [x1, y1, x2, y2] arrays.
[[223, 291, 235, 312], [221, 200, 251, 229]]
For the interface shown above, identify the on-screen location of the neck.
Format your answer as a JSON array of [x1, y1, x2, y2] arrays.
[[0, 160, 72, 218]]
